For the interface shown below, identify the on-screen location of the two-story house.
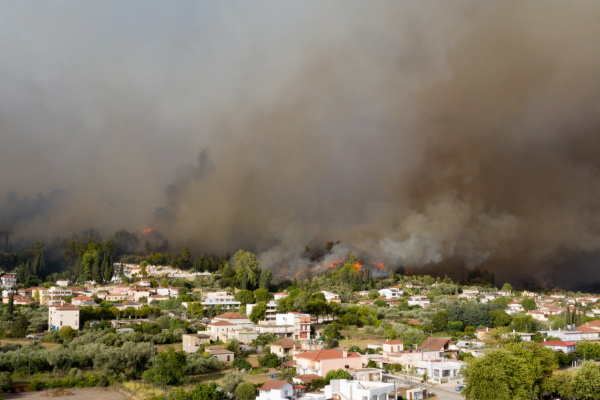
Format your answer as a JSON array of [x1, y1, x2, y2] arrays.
[[294, 350, 362, 377]]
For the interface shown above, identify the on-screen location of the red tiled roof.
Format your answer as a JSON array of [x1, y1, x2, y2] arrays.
[[271, 338, 299, 349], [293, 374, 324, 383], [542, 340, 577, 346], [209, 321, 236, 326], [384, 340, 403, 345], [418, 337, 452, 351], [295, 350, 360, 360], [214, 312, 248, 319]]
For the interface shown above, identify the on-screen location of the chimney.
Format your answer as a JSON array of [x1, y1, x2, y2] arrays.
[[343, 350, 348, 358]]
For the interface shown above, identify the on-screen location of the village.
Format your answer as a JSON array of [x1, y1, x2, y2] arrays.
[[0, 259, 599, 400]]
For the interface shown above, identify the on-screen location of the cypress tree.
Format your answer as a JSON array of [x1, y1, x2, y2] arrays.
[[565, 305, 571, 326], [7, 293, 13, 316], [119, 262, 124, 276], [199, 255, 207, 272], [38, 252, 46, 278], [92, 252, 102, 283], [104, 254, 114, 283]]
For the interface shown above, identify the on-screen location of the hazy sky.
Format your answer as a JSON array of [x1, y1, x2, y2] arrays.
[[2, 2, 600, 288]]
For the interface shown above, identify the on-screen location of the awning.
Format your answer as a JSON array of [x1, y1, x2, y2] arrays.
[[293, 386, 307, 389]]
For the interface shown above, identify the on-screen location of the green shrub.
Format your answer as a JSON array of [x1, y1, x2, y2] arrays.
[[0, 372, 11, 394], [232, 358, 252, 371], [30, 379, 44, 391]]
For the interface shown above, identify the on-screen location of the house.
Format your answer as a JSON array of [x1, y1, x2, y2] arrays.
[[476, 327, 494, 340], [71, 295, 94, 306], [247, 300, 278, 322], [577, 323, 600, 340], [40, 287, 72, 306], [0, 273, 17, 288], [56, 279, 70, 286], [49, 302, 80, 331], [539, 329, 583, 342], [14, 297, 36, 305], [258, 380, 325, 400], [256, 312, 311, 340], [201, 291, 241, 309], [507, 301, 524, 313], [407, 296, 430, 308], [148, 294, 169, 304], [404, 283, 421, 289], [274, 292, 288, 300], [115, 300, 143, 310], [270, 338, 301, 358], [324, 379, 398, 400], [378, 287, 403, 300], [418, 338, 460, 357], [129, 287, 152, 302], [292, 374, 325, 385], [137, 280, 151, 287], [207, 321, 237, 342], [156, 287, 171, 296], [112, 285, 132, 294], [106, 293, 128, 302], [415, 361, 464, 384], [182, 333, 211, 353], [294, 350, 362, 377], [349, 368, 384, 382], [541, 340, 577, 354], [226, 329, 259, 344], [213, 312, 253, 327], [357, 291, 370, 297], [382, 339, 403, 353], [458, 289, 479, 301], [204, 345, 235, 362]]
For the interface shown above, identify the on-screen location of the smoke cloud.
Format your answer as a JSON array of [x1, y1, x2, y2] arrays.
[[2, 2, 600, 288]]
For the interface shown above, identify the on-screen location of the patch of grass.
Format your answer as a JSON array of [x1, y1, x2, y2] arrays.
[[122, 381, 164, 400]]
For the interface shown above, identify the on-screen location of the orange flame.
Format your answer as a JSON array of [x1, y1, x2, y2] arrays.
[[142, 227, 153, 235], [353, 262, 363, 272], [293, 272, 300, 279], [328, 258, 343, 269], [372, 260, 385, 271]]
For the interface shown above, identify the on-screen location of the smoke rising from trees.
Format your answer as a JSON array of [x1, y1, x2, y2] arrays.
[[2, 2, 600, 288]]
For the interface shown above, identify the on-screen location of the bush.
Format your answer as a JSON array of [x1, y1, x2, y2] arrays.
[[44, 375, 100, 389], [0, 372, 11, 394], [232, 358, 252, 371], [30, 379, 44, 391]]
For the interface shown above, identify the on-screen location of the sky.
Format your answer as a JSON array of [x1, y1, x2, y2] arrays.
[[2, 2, 600, 288]]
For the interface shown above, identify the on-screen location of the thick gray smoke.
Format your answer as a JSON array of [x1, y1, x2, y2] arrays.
[[2, 2, 600, 288]]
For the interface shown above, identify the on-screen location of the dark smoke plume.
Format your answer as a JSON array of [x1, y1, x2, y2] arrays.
[[2, 2, 600, 289]]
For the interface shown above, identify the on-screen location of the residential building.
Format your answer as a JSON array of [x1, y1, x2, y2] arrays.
[[418, 338, 460, 358], [324, 379, 398, 400], [71, 295, 94, 306], [270, 338, 301, 358], [182, 333, 211, 353], [207, 321, 237, 342], [226, 329, 259, 344], [378, 287, 403, 300], [201, 291, 241, 309], [507, 301, 524, 313], [138, 280, 151, 287], [40, 287, 72, 306], [541, 340, 577, 354], [382, 339, 403, 353], [258, 380, 325, 400], [476, 327, 493, 340], [212, 312, 253, 327], [106, 293, 128, 302], [415, 361, 464, 384], [274, 292, 288, 300], [204, 345, 234, 362], [148, 294, 169, 304], [49, 302, 80, 331], [115, 300, 143, 310], [539, 329, 583, 342], [247, 300, 278, 322], [577, 323, 600, 340], [56, 279, 70, 286], [407, 296, 430, 308], [294, 350, 362, 377], [0, 273, 17, 289]]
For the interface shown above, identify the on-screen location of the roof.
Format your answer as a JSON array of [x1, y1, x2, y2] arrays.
[[407, 319, 421, 325], [576, 326, 600, 333], [418, 337, 452, 351], [293, 374, 324, 383], [271, 338, 299, 349], [72, 295, 93, 301], [542, 340, 577, 346], [275, 292, 288, 295], [208, 349, 234, 355], [259, 380, 291, 391], [209, 321, 236, 326], [51, 304, 79, 310], [384, 340, 403, 345], [295, 350, 361, 360], [214, 312, 248, 319]]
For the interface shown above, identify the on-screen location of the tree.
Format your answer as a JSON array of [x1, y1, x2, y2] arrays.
[[432, 311, 448, 332], [521, 298, 537, 312], [236, 382, 256, 400], [233, 250, 260, 289], [323, 322, 340, 338], [180, 246, 193, 270], [190, 383, 220, 400], [161, 277, 169, 288], [58, 325, 77, 341], [367, 360, 377, 368], [490, 310, 512, 328], [140, 260, 148, 277], [7, 292, 13, 315], [325, 369, 352, 384], [152, 253, 164, 265], [104, 257, 114, 283], [10, 314, 29, 338], [232, 358, 252, 371], [502, 283, 513, 292], [92, 252, 102, 283], [33, 288, 40, 303], [141, 347, 187, 385], [254, 288, 270, 302], [258, 352, 281, 368], [222, 371, 246, 394], [234, 290, 256, 306], [249, 301, 267, 324], [572, 361, 600, 400], [259, 269, 273, 290]]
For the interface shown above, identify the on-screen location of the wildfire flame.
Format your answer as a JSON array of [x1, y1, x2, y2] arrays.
[[293, 272, 300, 279], [353, 262, 363, 272], [142, 227, 153, 235], [372, 260, 385, 271], [328, 258, 343, 269]]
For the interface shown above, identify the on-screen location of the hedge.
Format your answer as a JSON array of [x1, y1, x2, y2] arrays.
[[30, 375, 100, 391]]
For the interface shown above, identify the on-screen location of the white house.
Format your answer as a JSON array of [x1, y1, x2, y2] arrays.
[[507, 301, 524, 313], [539, 329, 582, 342], [274, 292, 288, 300], [0, 273, 17, 289], [378, 287, 403, 300], [414, 361, 463, 384], [258, 380, 325, 400], [382, 339, 404, 353], [56, 279, 70, 286], [49, 302, 80, 331], [407, 296, 430, 308], [541, 340, 577, 354], [325, 379, 398, 400], [201, 291, 241, 309]]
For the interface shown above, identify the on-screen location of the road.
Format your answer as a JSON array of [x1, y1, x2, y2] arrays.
[[383, 374, 464, 400]]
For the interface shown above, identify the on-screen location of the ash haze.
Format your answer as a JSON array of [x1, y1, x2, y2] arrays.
[[2, 2, 600, 289]]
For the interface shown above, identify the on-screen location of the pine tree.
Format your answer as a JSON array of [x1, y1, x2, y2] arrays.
[[7, 293, 13, 316], [199, 255, 207, 272], [208, 257, 215, 272], [31, 255, 39, 276], [119, 262, 124, 276], [180, 246, 192, 270], [101, 252, 108, 283], [38, 252, 46, 278], [104, 255, 114, 283], [92, 252, 102, 284], [565, 305, 571, 326]]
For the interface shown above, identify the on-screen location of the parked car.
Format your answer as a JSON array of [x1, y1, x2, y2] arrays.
[[455, 385, 465, 391]]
